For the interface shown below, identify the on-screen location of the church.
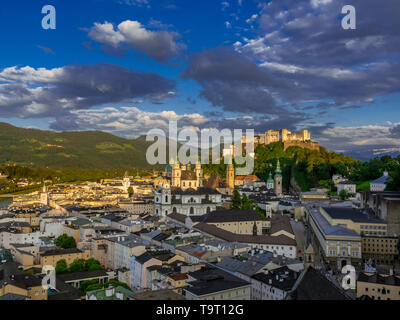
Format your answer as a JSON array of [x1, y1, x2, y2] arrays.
[[267, 160, 283, 196], [267, 160, 283, 197], [164, 160, 203, 190]]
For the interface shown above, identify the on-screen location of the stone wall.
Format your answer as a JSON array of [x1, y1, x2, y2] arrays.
[[283, 141, 320, 151]]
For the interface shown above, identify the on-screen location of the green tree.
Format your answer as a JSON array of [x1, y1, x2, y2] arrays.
[[55, 259, 68, 274], [86, 283, 104, 292], [127, 186, 134, 197], [387, 166, 400, 191], [79, 279, 100, 292], [84, 258, 103, 271], [339, 189, 349, 200], [69, 259, 85, 273], [55, 234, 76, 249], [241, 194, 253, 210], [231, 189, 241, 209]]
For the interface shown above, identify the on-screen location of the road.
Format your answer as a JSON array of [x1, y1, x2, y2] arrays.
[[290, 219, 306, 260]]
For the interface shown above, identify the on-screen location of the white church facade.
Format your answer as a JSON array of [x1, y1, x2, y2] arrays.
[[154, 183, 222, 217]]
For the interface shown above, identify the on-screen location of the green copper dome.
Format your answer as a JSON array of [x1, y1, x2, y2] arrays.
[[274, 159, 282, 177]]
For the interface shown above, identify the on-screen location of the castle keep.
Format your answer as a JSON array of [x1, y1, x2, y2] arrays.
[[252, 128, 319, 151]]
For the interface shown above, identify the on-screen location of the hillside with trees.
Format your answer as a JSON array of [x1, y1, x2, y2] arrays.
[[253, 142, 400, 192], [0, 122, 155, 170]]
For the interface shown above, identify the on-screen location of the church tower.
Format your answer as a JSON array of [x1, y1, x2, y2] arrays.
[[195, 160, 203, 187], [266, 172, 274, 190], [123, 171, 130, 191], [274, 160, 283, 196], [227, 164, 235, 189], [172, 160, 181, 187], [40, 183, 49, 206]]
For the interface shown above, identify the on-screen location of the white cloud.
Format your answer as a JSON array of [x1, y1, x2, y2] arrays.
[[310, 0, 332, 8], [87, 20, 184, 63], [246, 14, 258, 24]]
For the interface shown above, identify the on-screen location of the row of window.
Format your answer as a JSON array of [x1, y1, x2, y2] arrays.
[[328, 250, 359, 257], [360, 225, 386, 230]]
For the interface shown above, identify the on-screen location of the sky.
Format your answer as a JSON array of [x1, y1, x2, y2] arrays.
[[0, 0, 399, 160]]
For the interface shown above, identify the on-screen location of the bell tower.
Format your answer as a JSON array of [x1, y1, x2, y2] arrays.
[[274, 160, 283, 196], [172, 160, 181, 187], [195, 160, 203, 187], [227, 164, 234, 189], [40, 183, 49, 206], [123, 171, 130, 192]]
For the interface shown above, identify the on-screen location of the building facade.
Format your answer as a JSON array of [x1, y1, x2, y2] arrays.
[[154, 185, 222, 217]]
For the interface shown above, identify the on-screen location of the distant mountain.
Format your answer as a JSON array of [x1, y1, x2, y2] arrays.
[[0, 122, 156, 169], [346, 148, 400, 162]]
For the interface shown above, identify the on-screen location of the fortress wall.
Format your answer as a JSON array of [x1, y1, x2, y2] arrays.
[[283, 141, 319, 151]]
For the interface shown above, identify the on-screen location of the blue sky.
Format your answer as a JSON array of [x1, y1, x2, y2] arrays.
[[0, 0, 399, 159]]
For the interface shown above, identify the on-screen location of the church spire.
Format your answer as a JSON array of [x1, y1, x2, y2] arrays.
[[275, 159, 282, 177]]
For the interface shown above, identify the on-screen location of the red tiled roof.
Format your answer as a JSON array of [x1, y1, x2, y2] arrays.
[[169, 273, 188, 281]]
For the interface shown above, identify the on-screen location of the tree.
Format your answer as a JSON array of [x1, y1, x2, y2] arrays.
[[86, 283, 104, 292], [339, 189, 349, 200], [79, 279, 100, 293], [387, 166, 400, 191], [231, 189, 241, 209], [55, 234, 76, 249], [69, 259, 85, 273], [84, 258, 103, 271], [55, 259, 68, 274], [241, 194, 253, 210], [127, 186, 134, 197]]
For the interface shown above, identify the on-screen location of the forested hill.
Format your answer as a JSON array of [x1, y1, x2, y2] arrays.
[[0, 122, 398, 190], [0, 122, 154, 169], [252, 142, 400, 192]]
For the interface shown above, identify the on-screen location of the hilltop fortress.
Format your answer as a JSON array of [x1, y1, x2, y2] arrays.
[[248, 129, 319, 151]]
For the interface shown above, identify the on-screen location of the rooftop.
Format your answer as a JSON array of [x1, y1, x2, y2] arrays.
[[186, 266, 250, 297], [131, 289, 185, 300], [292, 266, 352, 300], [322, 207, 385, 224], [252, 266, 298, 291], [41, 248, 83, 257], [358, 272, 400, 286], [309, 208, 360, 238]]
